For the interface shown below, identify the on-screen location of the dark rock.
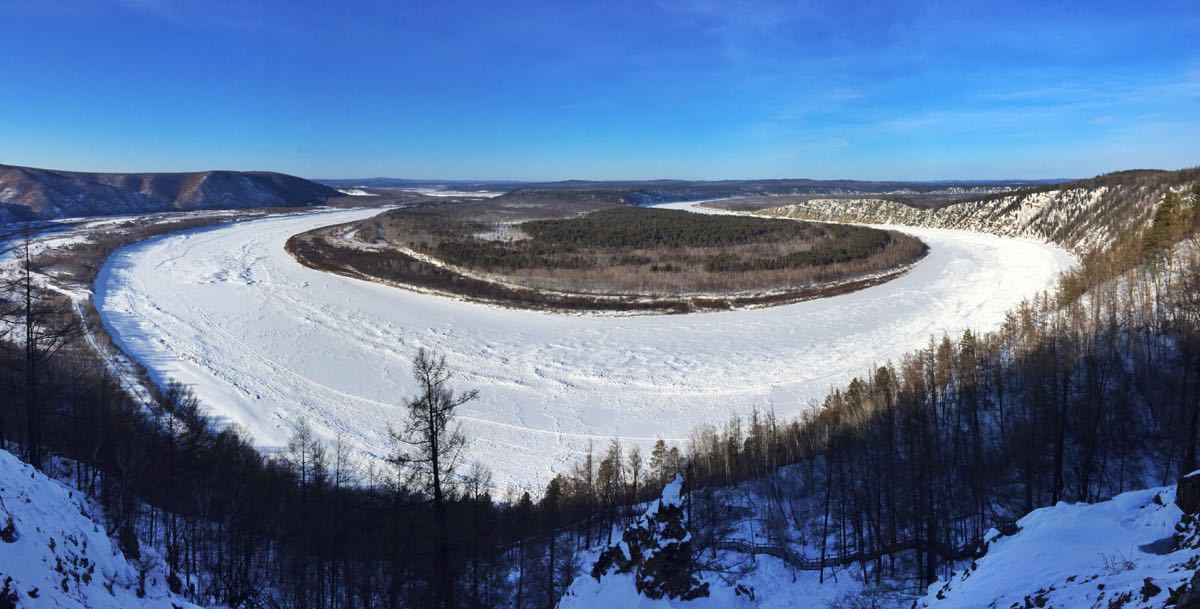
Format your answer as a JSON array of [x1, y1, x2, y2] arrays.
[[0, 516, 16, 543], [1172, 571, 1200, 609], [117, 524, 140, 561], [0, 577, 17, 609], [1141, 577, 1161, 601], [1139, 536, 1176, 555], [590, 475, 709, 601], [1178, 470, 1200, 515]]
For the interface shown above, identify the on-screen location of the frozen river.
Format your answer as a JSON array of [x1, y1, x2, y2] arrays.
[[95, 204, 1075, 487]]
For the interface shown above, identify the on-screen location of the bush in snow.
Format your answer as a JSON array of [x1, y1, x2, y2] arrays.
[[589, 474, 709, 601]]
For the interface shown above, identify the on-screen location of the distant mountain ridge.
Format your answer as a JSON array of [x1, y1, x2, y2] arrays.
[[321, 177, 1073, 216], [319, 176, 1070, 203], [0, 163, 340, 223]]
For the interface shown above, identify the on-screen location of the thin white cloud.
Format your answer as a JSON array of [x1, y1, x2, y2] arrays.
[[108, 0, 297, 35]]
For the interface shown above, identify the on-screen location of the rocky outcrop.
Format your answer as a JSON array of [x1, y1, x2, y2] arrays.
[[1178, 470, 1200, 515], [556, 476, 755, 608], [588, 475, 709, 601], [918, 485, 1200, 609]]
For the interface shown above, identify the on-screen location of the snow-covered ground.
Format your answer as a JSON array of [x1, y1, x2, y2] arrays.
[[918, 485, 1197, 608], [556, 475, 1200, 609], [0, 449, 198, 609], [93, 205, 1075, 488]]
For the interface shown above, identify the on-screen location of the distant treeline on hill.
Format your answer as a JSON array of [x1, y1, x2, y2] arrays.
[[466, 177, 1072, 210], [318, 176, 1068, 198], [764, 166, 1200, 253]]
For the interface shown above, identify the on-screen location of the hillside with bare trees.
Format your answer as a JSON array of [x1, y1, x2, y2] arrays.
[[757, 168, 1200, 254]]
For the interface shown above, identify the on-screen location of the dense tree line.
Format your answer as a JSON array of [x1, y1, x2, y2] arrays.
[[381, 207, 906, 274], [437, 208, 905, 275], [522, 208, 823, 250], [702, 230, 895, 273]]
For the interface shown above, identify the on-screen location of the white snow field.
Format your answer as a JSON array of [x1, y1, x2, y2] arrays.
[[94, 205, 1075, 488]]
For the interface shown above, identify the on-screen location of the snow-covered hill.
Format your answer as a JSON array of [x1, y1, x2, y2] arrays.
[[918, 481, 1200, 609], [0, 449, 198, 609], [0, 162, 340, 223], [761, 173, 1198, 253]]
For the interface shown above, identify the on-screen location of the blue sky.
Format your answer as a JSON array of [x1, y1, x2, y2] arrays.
[[0, 0, 1197, 180]]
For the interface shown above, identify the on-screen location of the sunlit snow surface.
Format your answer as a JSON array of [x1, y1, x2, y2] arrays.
[[0, 449, 200, 609], [95, 205, 1075, 487], [918, 486, 1194, 608]]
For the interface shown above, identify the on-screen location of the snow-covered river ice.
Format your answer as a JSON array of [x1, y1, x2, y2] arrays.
[[94, 204, 1075, 487]]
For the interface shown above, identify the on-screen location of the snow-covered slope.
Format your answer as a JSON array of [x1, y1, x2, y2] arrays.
[[762, 178, 1196, 254], [918, 485, 1199, 609], [555, 473, 1200, 609], [0, 449, 198, 609]]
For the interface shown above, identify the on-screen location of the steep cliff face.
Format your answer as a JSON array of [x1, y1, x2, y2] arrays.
[[761, 169, 1200, 254], [0, 163, 339, 223]]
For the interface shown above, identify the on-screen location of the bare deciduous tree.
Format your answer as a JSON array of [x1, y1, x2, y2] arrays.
[[2, 226, 80, 467]]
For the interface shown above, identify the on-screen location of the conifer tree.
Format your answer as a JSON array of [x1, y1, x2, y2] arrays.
[[390, 348, 479, 609], [1144, 191, 1183, 255]]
